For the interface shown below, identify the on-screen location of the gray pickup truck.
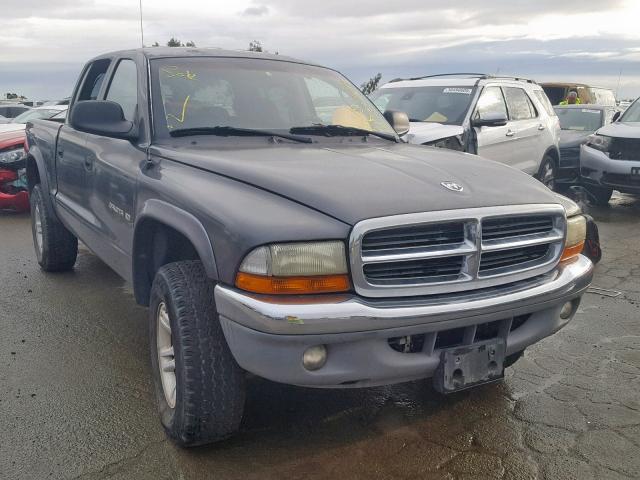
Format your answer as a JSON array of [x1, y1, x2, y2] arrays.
[[25, 47, 593, 446]]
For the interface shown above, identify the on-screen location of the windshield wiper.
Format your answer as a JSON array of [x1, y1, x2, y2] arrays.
[[289, 124, 398, 142], [169, 126, 312, 144]]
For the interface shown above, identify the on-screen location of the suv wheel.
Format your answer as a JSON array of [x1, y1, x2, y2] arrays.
[[586, 186, 613, 206], [537, 155, 557, 191], [149, 260, 245, 447], [30, 184, 78, 271]]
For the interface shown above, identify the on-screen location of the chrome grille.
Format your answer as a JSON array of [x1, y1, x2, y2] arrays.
[[350, 205, 566, 298], [361, 221, 465, 254]]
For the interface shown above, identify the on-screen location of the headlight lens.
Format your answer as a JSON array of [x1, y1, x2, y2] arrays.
[[425, 136, 464, 151], [0, 147, 24, 165], [236, 241, 350, 294], [561, 215, 586, 262], [586, 134, 611, 153]]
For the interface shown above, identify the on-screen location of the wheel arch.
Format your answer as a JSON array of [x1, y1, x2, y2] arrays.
[[133, 199, 218, 306]]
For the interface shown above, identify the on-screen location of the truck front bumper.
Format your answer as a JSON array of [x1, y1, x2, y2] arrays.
[[214, 255, 593, 388], [581, 144, 640, 193]]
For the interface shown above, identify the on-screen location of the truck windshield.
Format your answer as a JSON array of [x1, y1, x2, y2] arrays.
[[370, 86, 475, 125], [150, 57, 395, 139], [554, 108, 603, 131]]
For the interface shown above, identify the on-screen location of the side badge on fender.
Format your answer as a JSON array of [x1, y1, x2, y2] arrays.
[[441, 181, 464, 192]]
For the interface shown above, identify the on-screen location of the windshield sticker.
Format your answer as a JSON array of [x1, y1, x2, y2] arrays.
[[161, 66, 197, 80], [443, 88, 472, 95], [581, 109, 600, 114]]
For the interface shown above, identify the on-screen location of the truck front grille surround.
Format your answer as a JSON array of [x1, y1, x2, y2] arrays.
[[350, 205, 566, 298]]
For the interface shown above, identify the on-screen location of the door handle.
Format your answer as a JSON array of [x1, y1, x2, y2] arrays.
[[84, 156, 94, 170], [538, 124, 546, 131], [505, 129, 515, 137], [57, 150, 64, 158]]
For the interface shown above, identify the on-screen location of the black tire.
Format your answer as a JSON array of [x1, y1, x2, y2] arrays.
[[537, 155, 557, 191], [30, 184, 78, 272], [149, 260, 245, 447], [586, 185, 613, 206]]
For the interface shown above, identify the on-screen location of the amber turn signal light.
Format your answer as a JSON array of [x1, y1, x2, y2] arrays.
[[235, 272, 351, 295], [560, 241, 584, 262]]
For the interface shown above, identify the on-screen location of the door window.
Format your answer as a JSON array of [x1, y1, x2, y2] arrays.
[[476, 86, 508, 120], [76, 59, 111, 102], [105, 59, 138, 121], [504, 87, 537, 120], [534, 90, 556, 117]]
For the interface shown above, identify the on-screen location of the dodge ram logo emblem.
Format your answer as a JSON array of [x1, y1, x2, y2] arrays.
[[441, 181, 464, 192]]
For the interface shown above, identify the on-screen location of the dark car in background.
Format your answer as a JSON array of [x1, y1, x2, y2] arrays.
[[581, 97, 640, 205], [554, 105, 608, 184], [0, 104, 31, 121]]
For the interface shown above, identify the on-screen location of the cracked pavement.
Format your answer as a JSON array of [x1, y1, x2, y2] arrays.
[[1, 193, 639, 480]]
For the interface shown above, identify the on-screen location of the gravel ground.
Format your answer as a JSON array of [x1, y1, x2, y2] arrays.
[[1, 193, 639, 480]]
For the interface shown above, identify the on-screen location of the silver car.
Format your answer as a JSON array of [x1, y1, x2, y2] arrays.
[[371, 74, 561, 188]]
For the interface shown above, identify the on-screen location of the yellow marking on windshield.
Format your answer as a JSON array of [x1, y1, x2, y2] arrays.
[[161, 66, 197, 80], [166, 95, 191, 125]]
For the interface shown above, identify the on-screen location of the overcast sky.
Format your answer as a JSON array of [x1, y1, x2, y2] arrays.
[[2, 0, 640, 100]]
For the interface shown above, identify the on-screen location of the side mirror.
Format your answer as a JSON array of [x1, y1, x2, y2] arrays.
[[472, 112, 508, 128], [612, 111, 621, 122], [383, 110, 410, 136], [70, 100, 136, 140]]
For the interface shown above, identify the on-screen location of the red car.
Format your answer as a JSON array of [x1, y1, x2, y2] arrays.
[[0, 130, 28, 212]]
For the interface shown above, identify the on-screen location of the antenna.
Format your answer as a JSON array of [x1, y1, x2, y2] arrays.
[[615, 67, 623, 99], [139, 0, 145, 47]]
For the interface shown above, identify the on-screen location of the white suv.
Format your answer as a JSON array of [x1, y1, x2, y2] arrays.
[[371, 74, 561, 188]]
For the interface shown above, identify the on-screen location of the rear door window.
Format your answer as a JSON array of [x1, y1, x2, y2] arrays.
[[534, 90, 556, 117], [503, 87, 537, 120]]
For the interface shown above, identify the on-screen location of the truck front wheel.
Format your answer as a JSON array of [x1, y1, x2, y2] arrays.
[[30, 184, 78, 272], [149, 260, 245, 447]]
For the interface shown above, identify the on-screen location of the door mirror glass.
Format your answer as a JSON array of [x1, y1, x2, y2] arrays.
[[69, 100, 136, 139], [383, 110, 410, 136], [473, 112, 508, 127]]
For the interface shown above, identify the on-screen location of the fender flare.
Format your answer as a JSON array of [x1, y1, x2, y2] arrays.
[[25, 147, 57, 213], [134, 199, 219, 281]]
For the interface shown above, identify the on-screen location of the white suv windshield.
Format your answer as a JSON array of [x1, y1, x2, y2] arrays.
[[621, 100, 640, 123], [150, 57, 395, 138], [554, 108, 603, 131], [370, 86, 475, 125]]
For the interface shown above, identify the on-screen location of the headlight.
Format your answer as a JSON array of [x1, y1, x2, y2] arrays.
[[236, 241, 350, 294], [585, 134, 611, 154], [561, 215, 586, 262], [0, 147, 24, 165], [425, 136, 464, 151], [554, 193, 581, 217]]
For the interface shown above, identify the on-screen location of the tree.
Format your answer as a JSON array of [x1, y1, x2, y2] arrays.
[[164, 38, 196, 47], [360, 73, 382, 95], [248, 40, 263, 52]]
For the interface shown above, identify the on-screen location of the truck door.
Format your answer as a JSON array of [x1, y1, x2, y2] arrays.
[[85, 58, 144, 278], [56, 59, 112, 235]]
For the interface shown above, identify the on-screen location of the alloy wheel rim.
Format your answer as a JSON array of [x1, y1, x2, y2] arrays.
[[34, 204, 43, 256], [542, 163, 555, 189], [156, 302, 177, 409]]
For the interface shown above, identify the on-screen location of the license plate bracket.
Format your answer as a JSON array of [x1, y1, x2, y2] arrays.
[[433, 339, 506, 393]]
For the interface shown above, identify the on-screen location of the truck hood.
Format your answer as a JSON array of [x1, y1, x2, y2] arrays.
[[405, 122, 465, 145], [152, 141, 558, 225], [559, 130, 593, 148], [597, 122, 640, 139]]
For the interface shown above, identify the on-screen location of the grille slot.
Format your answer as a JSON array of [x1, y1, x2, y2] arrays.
[[480, 244, 550, 273], [364, 256, 464, 284], [482, 215, 553, 240], [609, 138, 640, 161], [559, 147, 580, 167], [362, 221, 465, 254]]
